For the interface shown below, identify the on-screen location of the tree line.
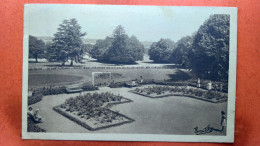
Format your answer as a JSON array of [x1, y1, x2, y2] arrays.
[[29, 14, 230, 81], [148, 14, 230, 81]]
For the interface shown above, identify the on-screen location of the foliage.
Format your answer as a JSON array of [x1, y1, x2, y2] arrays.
[[46, 19, 86, 66], [190, 14, 230, 81], [90, 25, 144, 64], [170, 36, 193, 67], [81, 44, 94, 60], [124, 36, 145, 61], [28, 93, 43, 105], [29, 35, 45, 62], [90, 37, 113, 61], [27, 118, 46, 132], [81, 83, 99, 91], [146, 14, 230, 81], [109, 82, 126, 88], [134, 85, 228, 102], [148, 39, 175, 63], [32, 86, 67, 96]]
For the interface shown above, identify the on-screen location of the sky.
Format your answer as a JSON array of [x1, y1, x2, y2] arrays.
[[25, 4, 232, 42]]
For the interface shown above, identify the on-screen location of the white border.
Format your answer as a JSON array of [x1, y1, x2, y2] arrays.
[[22, 4, 237, 142]]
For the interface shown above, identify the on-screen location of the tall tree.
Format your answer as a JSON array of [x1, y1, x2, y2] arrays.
[[104, 25, 128, 63], [29, 35, 45, 63], [148, 38, 175, 63], [191, 14, 230, 81], [101, 25, 144, 64], [47, 19, 86, 66], [170, 36, 193, 67]]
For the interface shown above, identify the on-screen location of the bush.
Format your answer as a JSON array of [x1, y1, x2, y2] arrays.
[[32, 86, 67, 96], [28, 93, 43, 105], [148, 39, 175, 63], [109, 82, 126, 88], [81, 84, 98, 91], [27, 118, 46, 132]]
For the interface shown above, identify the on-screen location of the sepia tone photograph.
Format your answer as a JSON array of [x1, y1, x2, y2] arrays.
[[22, 4, 237, 142]]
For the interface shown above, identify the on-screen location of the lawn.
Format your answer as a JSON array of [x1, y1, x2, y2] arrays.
[[29, 74, 84, 87], [28, 68, 177, 88]]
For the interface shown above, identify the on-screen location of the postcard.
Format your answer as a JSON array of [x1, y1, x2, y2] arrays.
[[22, 4, 237, 142]]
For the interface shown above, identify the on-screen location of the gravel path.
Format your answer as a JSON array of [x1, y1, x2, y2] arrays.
[[30, 87, 226, 135]]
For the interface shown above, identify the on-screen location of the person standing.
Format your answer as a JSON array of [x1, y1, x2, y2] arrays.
[[208, 81, 212, 90], [220, 111, 227, 133], [220, 83, 223, 92], [197, 78, 201, 88]]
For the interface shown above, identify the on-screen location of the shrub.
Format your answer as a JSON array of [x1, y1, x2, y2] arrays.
[[32, 86, 67, 96], [81, 84, 98, 91], [27, 118, 46, 132], [28, 93, 43, 105], [109, 82, 126, 88]]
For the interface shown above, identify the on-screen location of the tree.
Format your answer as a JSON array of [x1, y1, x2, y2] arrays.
[[148, 38, 175, 63], [90, 25, 144, 64], [170, 36, 193, 67], [191, 14, 230, 81], [104, 25, 128, 63], [29, 35, 45, 62], [47, 19, 86, 66], [82, 44, 94, 54], [90, 37, 113, 61], [125, 36, 145, 61]]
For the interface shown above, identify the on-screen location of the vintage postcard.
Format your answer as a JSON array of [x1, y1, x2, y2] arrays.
[[22, 4, 237, 142]]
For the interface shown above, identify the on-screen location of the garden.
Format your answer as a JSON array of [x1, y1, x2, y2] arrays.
[[130, 85, 228, 103], [53, 92, 134, 130]]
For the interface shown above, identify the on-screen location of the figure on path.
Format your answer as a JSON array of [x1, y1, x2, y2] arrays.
[[197, 78, 200, 88], [220, 111, 226, 133]]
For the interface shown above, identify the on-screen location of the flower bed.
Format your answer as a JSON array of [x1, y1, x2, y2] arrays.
[[130, 85, 228, 103], [53, 92, 134, 131]]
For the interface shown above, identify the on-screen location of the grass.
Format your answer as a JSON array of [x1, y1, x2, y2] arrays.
[[29, 68, 176, 88], [29, 74, 84, 87]]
